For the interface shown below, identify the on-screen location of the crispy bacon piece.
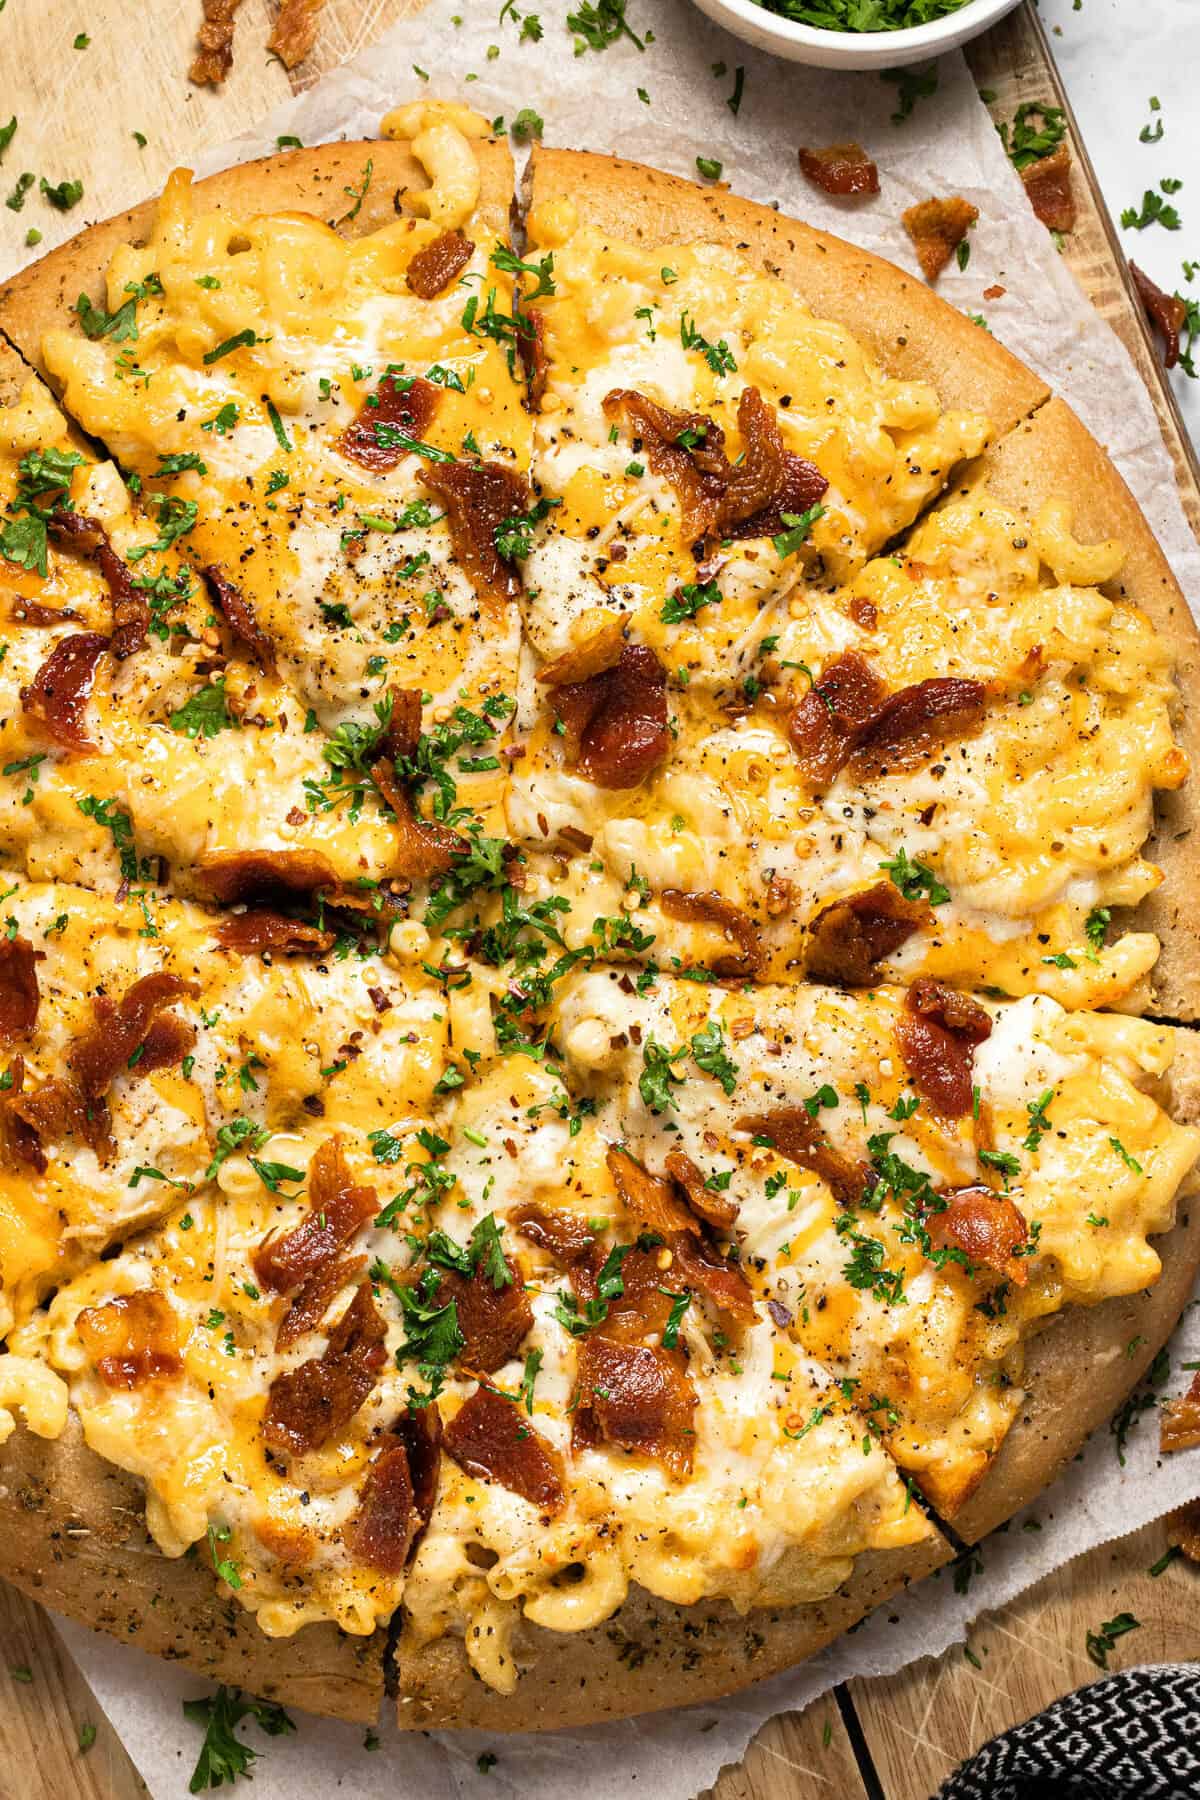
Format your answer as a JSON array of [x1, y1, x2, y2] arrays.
[[4, 1067, 109, 1166], [512, 1202, 598, 1270], [0, 1057, 45, 1171], [1168, 1499, 1200, 1559], [1021, 143, 1075, 233], [517, 305, 549, 411], [76, 1292, 181, 1389], [216, 911, 337, 957], [0, 938, 41, 1042], [737, 1108, 868, 1210], [895, 977, 991, 1119], [344, 1408, 442, 1574], [202, 565, 277, 674], [267, 0, 327, 70], [603, 386, 826, 547], [798, 142, 880, 197], [406, 230, 475, 299], [70, 973, 197, 1103], [902, 196, 979, 283], [264, 1281, 387, 1455], [806, 883, 927, 986], [21, 631, 108, 753], [9, 597, 81, 627], [551, 642, 670, 790], [435, 1258, 533, 1374], [607, 1146, 694, 1238], [92, 997, 196, 1078], [417, 459, 529, 613], [189, 0, 242, 85], [788, 652, 985, 787], [369, 759, 466, 880], [1161, 1371, 1200, 1455], [660, 889, 765, 978], [276, 1255, 367, 1352], [198, 849, 341, 905], [573, 1338, 697, 1478], [928, 1185, 1029, 1284], [338, 375, 440, 473], [444, 1383, 565, 1512], [254, 1135, 378, 1293], [664, 1148, 738, 1231], [606, 1148, 754, 1324], [381, 686, 424, 764], [47, 511, 147, 659], [1131, 262, 1189, 372], [535, 613, 626, 687], [788, 651, 888, 788]]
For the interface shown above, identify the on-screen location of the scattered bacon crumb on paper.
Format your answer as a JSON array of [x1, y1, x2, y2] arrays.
[[797, 142, 879, 198], [1160, 1368, 1200, 1454], [902, 196, 979, 282], [1131, 261, 1189, 371], [189, 0, 243, 86], [983, 283, 1006, 301], [1020, 142, 1076, 233], [268, 0, 329, 70], [1168, 1499, 1200, 1562]]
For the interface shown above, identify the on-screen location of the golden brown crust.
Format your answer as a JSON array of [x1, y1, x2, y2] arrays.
[[0, 1416, 384, 1721], [960, 398, 1200, 1021], [953, 1026, 1200, 1543], [525, 145, 1048, 435], [395, 1535, 949, 1731], [0, 138, 515, 380]]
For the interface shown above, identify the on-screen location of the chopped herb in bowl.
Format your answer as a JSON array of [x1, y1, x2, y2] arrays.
[[748, 0, 975, 29]]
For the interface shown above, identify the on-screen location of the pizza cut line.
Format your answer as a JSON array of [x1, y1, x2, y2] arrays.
[[0, 106, 1198, 1730]]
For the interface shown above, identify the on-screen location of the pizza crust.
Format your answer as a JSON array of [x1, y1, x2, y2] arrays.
[[952, 1025, 1200, 1543], [524, 145, 1048, 437], [0, 1414, 385, 1722], [394, 1535, 950, 1732], [955, 397, 1200, 1022], [0, 137, 515, 382]]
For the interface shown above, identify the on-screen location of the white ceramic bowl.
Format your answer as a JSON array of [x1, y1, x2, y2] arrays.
[[689, 0, 1022, 68]]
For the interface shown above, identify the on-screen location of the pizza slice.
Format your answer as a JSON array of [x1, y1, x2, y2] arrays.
[[545, 965, 1200, 1518]]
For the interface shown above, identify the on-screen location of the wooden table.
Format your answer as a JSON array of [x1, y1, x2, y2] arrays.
[[1, 3, 1198, 1796]]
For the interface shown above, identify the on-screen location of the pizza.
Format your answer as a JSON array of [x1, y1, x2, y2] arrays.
[[0, 104, 1197, 1734]]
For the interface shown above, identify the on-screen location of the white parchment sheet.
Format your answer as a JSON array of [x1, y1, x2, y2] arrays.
[[48, 0, 1200, 1791]]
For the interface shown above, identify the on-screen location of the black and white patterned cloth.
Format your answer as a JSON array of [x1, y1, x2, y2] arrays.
[[937, 1666, 1200, 1800]]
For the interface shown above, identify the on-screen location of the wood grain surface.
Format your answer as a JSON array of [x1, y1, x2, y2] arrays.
[[0, 3, 1197, 1797]]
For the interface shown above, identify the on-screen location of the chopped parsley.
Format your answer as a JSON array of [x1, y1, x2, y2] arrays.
[[639, 1037, 687, 1114], [998, 100, 1066, 170], [169, 680, 235, 741], [1085, 1612, 1141, 1670], [661, 578, 719, 623], [182, 1687, 295, 1793], [879, 847, 949, 906], [690, 1019, 739, 1095], [1121, 188, 1183, 232]]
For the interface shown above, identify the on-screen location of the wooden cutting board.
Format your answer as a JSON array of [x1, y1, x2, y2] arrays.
[[0, 4, 1197, 1797]]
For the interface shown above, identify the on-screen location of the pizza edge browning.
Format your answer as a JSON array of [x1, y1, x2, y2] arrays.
[[0, 138, 1196, 1729]]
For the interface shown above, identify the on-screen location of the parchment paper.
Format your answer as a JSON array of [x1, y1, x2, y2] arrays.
[[50, 0, 1200, 1791]]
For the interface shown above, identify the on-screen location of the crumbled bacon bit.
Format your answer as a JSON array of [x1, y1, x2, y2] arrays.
[[660, 889, 765, 979], [982, 284, 1006, 301], [895, 977, 991, 1119], [664, 1148, 738, 1231], [535, 613, 627, 687], [344, 1407, 442, 1573], [9, 597, 81, 628], [1168, 1498, 1200, 1558], [93, 996, 196, 1078], [198, 849, 341, 905], [551, 642, 670, 789], [517, 305, 549, 411], [607, 1146, 694, 1238], [736, 1108, 868, 1210], [203, 565, 277, 674], [70, 973, 198, 1104], [806, 883, 927, 986], [788, 650, 985, 788], [276, 1255, 367, 1352], [607, 1147, 754, 1323], [338, 375, 440, 473], [846, 593, 878, 633], [4, 1068, 108, 1166], [216, 911, 337, 957], [573, 1338, 697, 1478], [266, 0, 326, 69], [189, 0, 242, 86], [0, 1058, 45, 1171], [928, 1185, 1029, 1284], [902, 196, 979, 283], [254, 1135, 377, 1293], [417, 459, 530, 612], [406, 230, 475, 300], [381, 686, 424, 764], [444, 1383, 565, 1512], [788, 651, 887, 788], [76, 1291, 181, 1389], [47, 511, 147, 660], [512, 1202, 598, 1269], [0, 938, 41, 1042], [1021, 143, 1075, 234], [264, 1281, 387, 1455], [369, 759, 466, 880], [434, 1257, 533, 1374], [1131, 262, 1189, 372], [1161, 1371, 1200, 1455], [798, 142, 880, 197], [21, 631, 108, 753]]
